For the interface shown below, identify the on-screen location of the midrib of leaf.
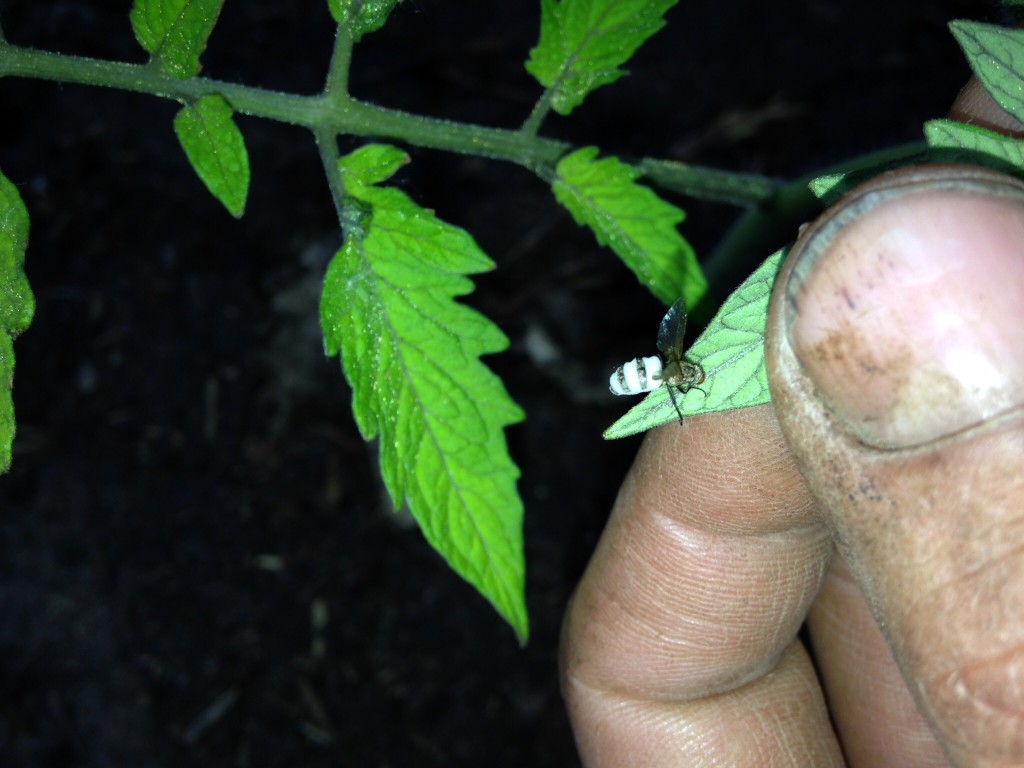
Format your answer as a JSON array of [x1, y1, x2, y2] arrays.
[[549, 3, 616, 101], [561, 177, 643, 255], [361, 246, 513, 589], [191, 104, 232, 178], [154, 4, 192, 63]]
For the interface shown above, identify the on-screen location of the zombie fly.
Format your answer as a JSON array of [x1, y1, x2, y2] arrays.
[[609, 298, 705, 424]]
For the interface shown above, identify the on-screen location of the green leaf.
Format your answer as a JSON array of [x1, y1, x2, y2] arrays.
[[327, 0, 400, 41], [807, 172, 848, 206], [949, 21, 1024, 126], [130, 0, 225, 78], [807, 147, 941, 208], [553, 146, 705, 308], [526, 0, 677, 115], [321, 144, 528, 642], [339, 142, 409, 187], [0, 170, 36, 472], [173, 94, 250, 218], [604, 247, 785, 439], [924, 118, 1024, 175]]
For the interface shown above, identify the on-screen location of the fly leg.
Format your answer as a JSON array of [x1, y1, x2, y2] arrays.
[[666, 383, 685, 425], [666, 381, 708, 425]]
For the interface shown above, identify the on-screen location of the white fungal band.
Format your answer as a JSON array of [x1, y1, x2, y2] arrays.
[[610, 355, 663, 395]]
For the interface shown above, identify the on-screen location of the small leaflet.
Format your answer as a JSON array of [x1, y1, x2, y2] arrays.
[[949, 21, 1024, 126], [173, 94, 250, 218], [0, 170, 36, 472], [327, 0, 401, 41], [525, 0, 678, 115], [807, 172, 848, 206], [603, 248, 786, 439], [924, 118, 1024, 175], [320, 144, 528, 643], [130, 0, 225, 78], [553, 147, 706, 309]]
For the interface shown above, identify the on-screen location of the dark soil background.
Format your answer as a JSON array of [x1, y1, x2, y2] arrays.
[[0, 1, 993, 766]]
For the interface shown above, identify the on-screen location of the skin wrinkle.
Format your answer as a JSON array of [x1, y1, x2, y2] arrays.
[[880, 434, 1024, 616], [969, 486, 1024, 547], [908, 549, 1024, 683], [649, 497, 828, 557], [569, 643, 840, 767], [571, 578, 748, 698], [921, 661, 1024, 760], [635, 511, 825, 630], [584, 564, 724, 669], [577, 518, 824, 699], [640, 441, 822, 538], [926, 643, 1024, 714], [774, 670, 833, 766], [564, 641, 791, 710], [914, 535, 1024, 615], [961, 646, 1024, 714], [808, 569, 951, 766], [652, 486, 825, 544], [873, 513, 1011, 666], [569, 415, 823, 655]]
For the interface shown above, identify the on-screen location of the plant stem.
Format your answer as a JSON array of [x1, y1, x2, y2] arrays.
[[0, 41, 567, 166], [521, 89, 554, 137], [324, 22, 353, 99], [0, 39, 798, 208], [638, 158, 778, 206], [315, 128, 346, 226]]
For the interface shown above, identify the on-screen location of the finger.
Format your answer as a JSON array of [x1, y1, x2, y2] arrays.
[[808, 557, 950, 765], [562, 405, 842, 766], [786, 171, 968, 765], [766, 164, 1024, 765], [947, 78, 1024, 137]]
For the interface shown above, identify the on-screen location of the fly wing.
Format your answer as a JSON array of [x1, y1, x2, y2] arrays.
[[656, 298, 688, 360]]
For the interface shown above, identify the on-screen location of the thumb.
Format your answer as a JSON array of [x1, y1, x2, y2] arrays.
[[766, 165, 1024, 763]]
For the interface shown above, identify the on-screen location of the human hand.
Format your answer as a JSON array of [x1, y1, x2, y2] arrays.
[[561, 89, 1024, 767]]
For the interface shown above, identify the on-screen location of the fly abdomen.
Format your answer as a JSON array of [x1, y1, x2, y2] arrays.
[[609, 355, 663, 395]]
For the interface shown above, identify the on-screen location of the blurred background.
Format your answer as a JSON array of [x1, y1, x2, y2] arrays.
[[0, 1, 987, 765]]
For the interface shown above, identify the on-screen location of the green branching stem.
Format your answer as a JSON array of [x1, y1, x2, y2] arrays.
[[0, 35, 927, 283], [318, 23, 354, 224], [315, 127, 346, 225], [521, 88, 556, 137], [638, 158, 777, 207], [324, 21, 354, 100], [0, 36, 786, 208], [0, 39, 568, 168]]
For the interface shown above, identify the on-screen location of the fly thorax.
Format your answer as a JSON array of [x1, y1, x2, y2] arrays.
[[664, 361, 704, 388]]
